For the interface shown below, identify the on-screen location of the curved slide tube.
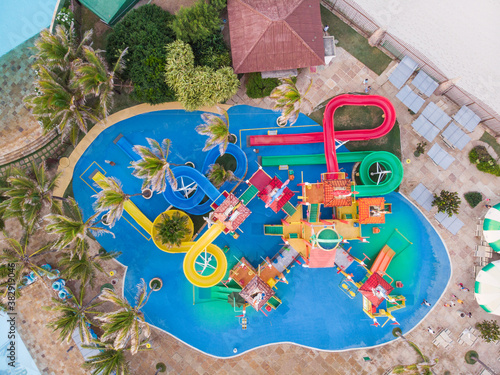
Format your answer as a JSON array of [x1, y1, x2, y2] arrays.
[[92, 170, 227, 287], [250, 94, 397, 172], [115, 136, 248, 215], [261, 151, 403, 196], [182, 221, 227, 288]]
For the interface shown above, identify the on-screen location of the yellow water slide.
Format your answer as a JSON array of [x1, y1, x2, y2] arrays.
[[91, 171, 153, 234], [92, 170, 227, 287], [183, 221, 227, 288]]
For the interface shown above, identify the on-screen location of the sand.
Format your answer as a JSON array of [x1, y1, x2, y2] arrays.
[[353, 0, 500, 115]]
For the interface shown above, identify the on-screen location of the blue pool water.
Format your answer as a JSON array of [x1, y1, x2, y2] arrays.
[[72, 105, 451, 357], [0, 0, 58, 57]]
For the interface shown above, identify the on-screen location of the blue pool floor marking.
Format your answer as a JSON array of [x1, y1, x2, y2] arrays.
[[80, 162, 152, 241]]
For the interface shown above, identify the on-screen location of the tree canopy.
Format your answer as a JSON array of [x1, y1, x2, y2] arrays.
[[165, 41, 239, 111], [106, 4, 176, 104]]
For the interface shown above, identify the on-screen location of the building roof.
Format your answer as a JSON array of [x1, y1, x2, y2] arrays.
[[359, 273, 394, 308], [358, 197, 386, 224], [258, 177, 294, 213], [228, 0, 325, 73], [323, 179, 352, 207], [80, 0, 139, 25], [240, 276, 275, 311], [213, 194, 251, 232]]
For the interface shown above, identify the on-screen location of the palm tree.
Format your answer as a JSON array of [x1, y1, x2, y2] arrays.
[[154, 211, 191, 249], [0, 163, 61, 234], [206, 163, 239, 188], [45, 197, 114, 259], [195, 107, 232, 156], [270, 77, 313, 126], [96, 280, 152, 355], [75, 46, 128, 116], [45, 285, 102, 344], [130, 138, 178, 192], [82, 339, 151, 375], [33, 24, 92, 72], [0, 234, 55, 297], [24, 66, 103, 146], [59, 250, 120, 288], [92, 176, 147, 228]]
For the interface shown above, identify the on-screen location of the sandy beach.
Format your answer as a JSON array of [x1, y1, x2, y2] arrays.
[[353, 0, 500, 116]]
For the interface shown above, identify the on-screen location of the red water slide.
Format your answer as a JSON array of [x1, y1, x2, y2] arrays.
[[249, 94, 397, 172]]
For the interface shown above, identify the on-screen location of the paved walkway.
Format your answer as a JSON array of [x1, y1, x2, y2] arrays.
[[8, 47, 500, 375], [0, 36, 55, 165]]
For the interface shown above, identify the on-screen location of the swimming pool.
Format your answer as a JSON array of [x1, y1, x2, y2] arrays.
[[72, 105, 451, 357], [0, 0, 57, 57]]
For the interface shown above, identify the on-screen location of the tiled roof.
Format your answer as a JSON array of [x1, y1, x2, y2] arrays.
[[228, 0, 325, 73], [358, 197, 386, 224], [359, 273, 394, 307], [323, 179, 352, 207]]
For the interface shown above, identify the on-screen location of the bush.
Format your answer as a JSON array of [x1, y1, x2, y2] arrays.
[[432, 190, 461, 217], [171, 1, 221, 44], [55, 7, 74, 29], [476, 320, 500, 343], [191, 32, 231, 69], [469, 146, 500, 176], [246, 73, 280, 98], [165, 41, 240, 111], [211, 0, 227, 11], [464, 192, 483, 208], [106, 4, 176, 104]]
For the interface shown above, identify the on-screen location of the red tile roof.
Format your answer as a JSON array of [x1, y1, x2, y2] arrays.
[[228, 0, 325, 73], [358, 197, 386, 224], [323, 179, 352, 207], [359, 273, 394, 308]]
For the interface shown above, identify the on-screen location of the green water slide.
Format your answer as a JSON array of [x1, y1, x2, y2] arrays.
[[210, 286, 242, 301], [262, 151, 403, 197]]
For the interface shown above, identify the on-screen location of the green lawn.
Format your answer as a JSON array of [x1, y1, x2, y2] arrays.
[[321, 5, 392, 75], [308, 96, 401, 160], [480, 131, 500, 157]]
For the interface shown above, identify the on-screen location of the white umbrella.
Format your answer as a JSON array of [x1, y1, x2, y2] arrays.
[[483, 203, 500, 252], [475, 260, 500, 315]]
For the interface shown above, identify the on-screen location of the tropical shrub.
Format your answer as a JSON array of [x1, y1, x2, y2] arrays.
[[154, 211, 191, 248], [55, 7, 74, 29], [270, 77, 313, 125], [246, 73, 280, 99], [165, 41, 239, 111], [25, 25, 118, 145], [476, 320, 500, 343], [171, 1, 221, 44], [106, 4, 176, 104], [469, 146, 500, 176], [191, 32, 231, 69], [464, 192, 482, 208], [206, 163, 238, 188], [211, 0, 227, 11], [432, 190, 461, 217], [196, 108, 231, 155], [414, 142, 427, 157]]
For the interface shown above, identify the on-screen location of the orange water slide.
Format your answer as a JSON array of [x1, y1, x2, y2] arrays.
[[369, 245, 396, 275]]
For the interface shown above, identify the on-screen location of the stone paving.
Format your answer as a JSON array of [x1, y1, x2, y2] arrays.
[[5, 35, 500, 375], [0, 35, 54, 165]]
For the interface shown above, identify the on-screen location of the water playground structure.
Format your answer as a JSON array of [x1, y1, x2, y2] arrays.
[[86, 94, 410, 327], [70, 94, 453, 356]]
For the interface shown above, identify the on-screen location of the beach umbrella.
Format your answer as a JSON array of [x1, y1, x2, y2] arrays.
[[483, 203, 500, 252], [227, 292, 246, 308], [475, 260, 500, 315]]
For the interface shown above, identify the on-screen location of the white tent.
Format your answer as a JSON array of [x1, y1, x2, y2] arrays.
[[475, 260, 500, 315]]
